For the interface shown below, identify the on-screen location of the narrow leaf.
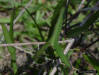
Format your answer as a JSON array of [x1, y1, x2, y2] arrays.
[[1, 24, 17, 74], [67, 10, 99, 38]]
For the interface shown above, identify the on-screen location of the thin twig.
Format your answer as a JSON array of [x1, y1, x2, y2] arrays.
[[49, 59, 60, 75], [0, 39, 74, 47], [84, 38, 99, 49], [0, 42, 45, 47], [0, 39, 75, 57], [14, 46, 33, 56], [64, 39, 74, 54], [49, 66, 57, 75], [78, 0, 86, 11]]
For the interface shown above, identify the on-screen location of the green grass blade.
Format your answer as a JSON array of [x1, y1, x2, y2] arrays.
[[33, 7, 65, 60], [50, 7, 71, 67], [0, 17, 10, 23], [67, 10, 99, 38], [54, 43, 71, 67], [34, 7, 71, 67], [9, 8, 16, 41], [1, 24, 17, 74], [49, 7, 65, 44], [25, 8, 44, 41], [48, 0, 66, 38]]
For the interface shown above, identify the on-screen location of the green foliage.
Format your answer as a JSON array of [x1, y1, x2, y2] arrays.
[[25, 8, 44, 41], [0, 17, 10, 23], [1, 24, 17, 74], [49, 7, 70, 67], [0, 0, 99, 74], [1, 5, 17, 74], [75, 58, 81, 69], [67, 10, 99, 38], [33, 2, 71, 68], [48, 0, 66, 38], [73, 71, 78, 75], [83, 54, 99, 74], [9, 9, 16, 41]]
